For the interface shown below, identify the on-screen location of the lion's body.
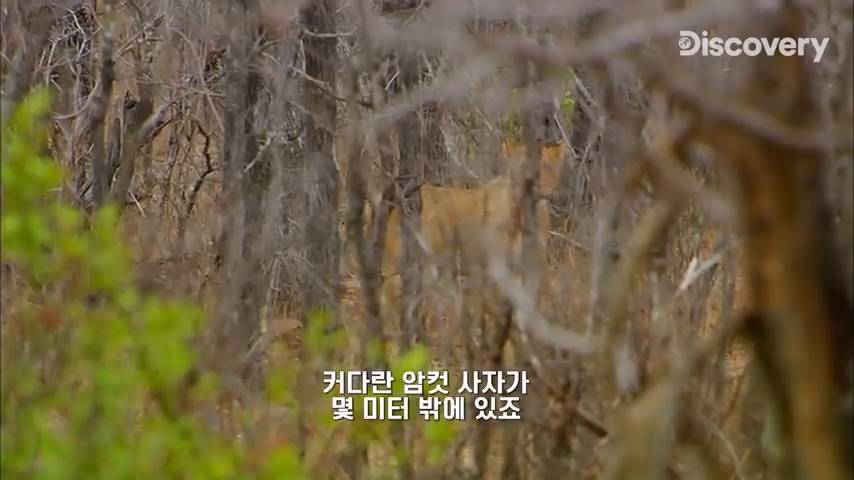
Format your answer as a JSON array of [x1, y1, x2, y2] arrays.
[[379, 142, 567, 314]]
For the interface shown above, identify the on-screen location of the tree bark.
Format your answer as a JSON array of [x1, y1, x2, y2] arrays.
[[674, 6, 853, 479], [302, 0, 340, 316], [396, 52, 425, 349], [212, 0, 264, 373]]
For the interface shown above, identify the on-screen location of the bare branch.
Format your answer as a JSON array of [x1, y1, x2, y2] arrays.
[[89, 18, 116, 209], [484, 231, 599, 355]]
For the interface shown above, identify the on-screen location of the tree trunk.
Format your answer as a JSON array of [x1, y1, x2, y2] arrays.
[[678, 6, 853, 479], [302, 0, 340, 316], [212, 0, 264, 375], [396, 52, 425, 350], [296, 0, 340, 458]]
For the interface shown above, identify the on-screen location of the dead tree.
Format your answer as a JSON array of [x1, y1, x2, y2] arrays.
[[211, 0, 265, 377], [395, 49, 426, 350], [0, 1, 57, 123], [301, 0, 340, 315]]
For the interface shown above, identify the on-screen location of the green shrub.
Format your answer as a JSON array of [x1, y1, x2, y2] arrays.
[[498, 75, 575, 143], [1, 89, 456, 480], [0, 89, 306, 480]]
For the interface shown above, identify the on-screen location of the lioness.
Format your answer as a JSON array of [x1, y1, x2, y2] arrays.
[[380, 101, 568, 320]]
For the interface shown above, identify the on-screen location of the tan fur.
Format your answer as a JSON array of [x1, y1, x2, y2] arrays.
[[380, 140, 567, 309]]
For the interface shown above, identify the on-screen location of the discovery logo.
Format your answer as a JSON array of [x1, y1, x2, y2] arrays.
[[679, 30, 829, 63]]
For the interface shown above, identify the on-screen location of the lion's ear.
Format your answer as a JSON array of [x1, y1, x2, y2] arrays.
[[501, 138, 525, 161]]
